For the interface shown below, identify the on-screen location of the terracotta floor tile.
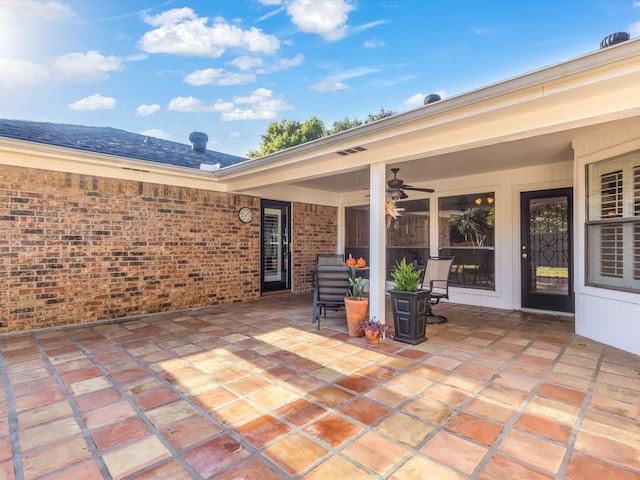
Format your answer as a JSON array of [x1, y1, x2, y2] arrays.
[[358, 364, 397, 381], [588, 394, 638, 420], [44, 460, 104, 480], [342, 431, 410, 476], [385, 372, 433, 393], [582, 409, 640, 443], [92, 416, 150, 452], [574, 430, 640, 470], [61, 368, 103, 386], [478, 453, 554, 480], [446, 412, 503, 445], [515, 412, 573, 443], [227, 374, 272, 395], [425, 383, 471, 407], [275, 398, 327, 426], [376, 412, 435, 448], [566, 451, 640, 480], [0, 438, 12, 463], [390, 455, 467, 480], [335, 374, 377, 393], [526, 395, 580, 425], [402, 396, 455, 425], [191, 386, 238, 411], [499, 429, 566, 473], [235, 414, 292, 449], [304, 412, 362, 448], [213, 399, 263, 428], [134, 387, 181, 410], [339, 397, 391, 425], [594, 383, 639, 404], [102, 436, 171, 480], [538, 383, 586, 406], [303, 455, 372, 479], [309, 385, 355, 409], [14, 387, 66, 412], [126, 459, 194, 480], [69, 376, 111, 396], [481, 383, 529, 406], [146, 399, 199, 429], [365, 384, 413, 408], [263, 432, 329, 477], [18, 400, 74, 429], [420, 431, 488, 475], [215, 457, 283, 480], [73, 387, 123, 412], [162, 416, 222, 451], [20, 416, 81, 452], [83, 400, 137, 430], [247, 384, 298, 410], [21, 436, 91, 480]]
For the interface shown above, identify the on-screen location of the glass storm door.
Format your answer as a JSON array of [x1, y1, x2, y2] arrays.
[[520, 188, 574, 312], [261, 200, 291, 293]]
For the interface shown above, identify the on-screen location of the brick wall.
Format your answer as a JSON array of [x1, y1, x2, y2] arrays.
[[291, 202, 338, 292], [0, 165, 339, 333]]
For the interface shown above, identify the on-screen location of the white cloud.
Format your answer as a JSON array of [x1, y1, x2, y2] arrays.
[[68, 94, 117, 111], [0, 58, 50, 87], [311, 66, 378, 91], [222, 87, 293, 120], [52, 51, 124, 81], [139, 7, 280, 58], [167, 96, 234, 113], [136, 104, 161, 116], [229, 56, 264, 71], [258, 0, 283, 5], [363, 38, 385, 48], [257, 54, 304, 73], [228, 131, 241, 138], [630, 21, 640, 36], [184, 68, 255, 86], [311, 81, 348, 92], [140, 129, 173, 140], [5, 0, 75, 20], [286, 0, 354, 41]]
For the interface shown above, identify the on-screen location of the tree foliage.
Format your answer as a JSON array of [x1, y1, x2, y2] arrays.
[[248, 108, 399, 158], [247, 117, 326, 158]]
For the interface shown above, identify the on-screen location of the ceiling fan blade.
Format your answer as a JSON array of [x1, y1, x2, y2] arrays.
[[403, 186, 435, 193]]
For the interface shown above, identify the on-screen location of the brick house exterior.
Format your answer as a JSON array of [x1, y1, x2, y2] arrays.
[[0, 164, 337, 332]]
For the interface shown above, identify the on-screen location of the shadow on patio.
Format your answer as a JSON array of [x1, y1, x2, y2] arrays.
[[1, 294, 639, 479]]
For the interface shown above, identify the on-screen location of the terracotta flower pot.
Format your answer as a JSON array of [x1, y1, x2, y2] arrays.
[[364, 329, 382, 345], [344, 297, 367, 337]]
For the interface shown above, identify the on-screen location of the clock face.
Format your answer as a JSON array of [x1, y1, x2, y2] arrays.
[[238, 207, 253, 223]]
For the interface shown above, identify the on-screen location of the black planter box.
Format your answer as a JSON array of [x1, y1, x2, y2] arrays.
[[389, 289, 430, 345]]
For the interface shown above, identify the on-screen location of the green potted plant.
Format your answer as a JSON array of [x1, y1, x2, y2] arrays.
[[344, 276, 367, 337], [358, 317, 388, 345], [388, 258, 430, 344]]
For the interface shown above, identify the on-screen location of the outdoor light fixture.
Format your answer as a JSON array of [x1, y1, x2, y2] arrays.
[[388, 188, 403, 201]]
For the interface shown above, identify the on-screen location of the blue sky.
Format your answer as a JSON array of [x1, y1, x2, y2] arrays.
[[1, 0, 638, 157]]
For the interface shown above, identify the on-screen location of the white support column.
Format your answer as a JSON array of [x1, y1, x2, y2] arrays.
[[369, 163, 387, 323]]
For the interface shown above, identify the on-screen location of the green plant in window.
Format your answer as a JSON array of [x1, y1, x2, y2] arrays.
[[451, 207, 494, 247]]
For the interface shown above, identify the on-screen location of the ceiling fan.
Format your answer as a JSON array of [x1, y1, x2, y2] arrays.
[[386, 168, 434, 200]]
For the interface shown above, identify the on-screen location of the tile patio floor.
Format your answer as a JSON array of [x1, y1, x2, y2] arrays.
[[1, 294, 639, 480]]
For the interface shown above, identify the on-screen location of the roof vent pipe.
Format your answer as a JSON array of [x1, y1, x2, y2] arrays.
[[600, 32, 630, 49], [189, 131, 208, 153], [424, 94, 441, 105]]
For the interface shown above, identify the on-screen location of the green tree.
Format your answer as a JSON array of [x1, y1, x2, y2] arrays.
[[330, 116, 363, 134], [248, 117, 326, 158]]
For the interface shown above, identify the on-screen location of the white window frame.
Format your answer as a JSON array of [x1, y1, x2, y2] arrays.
[[586, 151, 640, 292]]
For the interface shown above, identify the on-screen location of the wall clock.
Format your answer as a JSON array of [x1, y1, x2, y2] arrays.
[[238, 207, 253, 223]]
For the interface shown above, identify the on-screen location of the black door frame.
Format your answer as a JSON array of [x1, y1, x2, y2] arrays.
[[260, 199, 291, 293], [520, 188, 574, 313]]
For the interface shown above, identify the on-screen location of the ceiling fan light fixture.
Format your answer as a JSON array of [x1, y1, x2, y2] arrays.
[[388, 188, 403, 201]]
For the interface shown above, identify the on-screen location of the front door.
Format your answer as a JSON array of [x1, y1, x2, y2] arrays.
[[520, 188, 574, 313], [261, 199, 291, 293]]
